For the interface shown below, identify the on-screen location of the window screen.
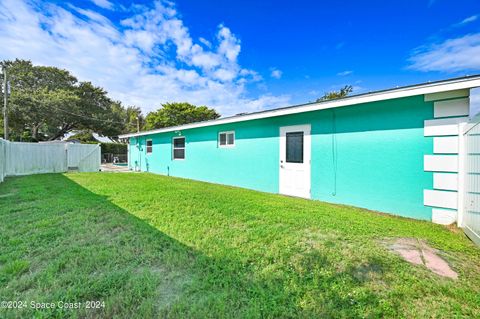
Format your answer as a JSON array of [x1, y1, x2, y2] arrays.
[[173, 137, 185, 159], [219, 133, 227, 145], [174, 137, 185, 148], [146, 140, 153, 154], [173, 148, 185, 159], [219, 131, 234, 147], [286, 132, 303, 163], [227, 133, 234, 145]]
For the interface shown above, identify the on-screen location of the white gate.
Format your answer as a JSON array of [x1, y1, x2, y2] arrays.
[[67, 143, 101, 172], [463, 120, 480, 246]]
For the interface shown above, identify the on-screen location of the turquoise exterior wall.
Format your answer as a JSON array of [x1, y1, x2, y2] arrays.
[[129, 95, 434, 220]]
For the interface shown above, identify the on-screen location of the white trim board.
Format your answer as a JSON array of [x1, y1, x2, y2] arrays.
[[431, 208, 457, 225], [424, 155, 458, 172], [424, 189, 458, 209], [433, 136, 459, 154], [120, 76, 480, 138], [433, 98, 469, 118], [424, 117, 468, 137], [433, 173, 458, 191]]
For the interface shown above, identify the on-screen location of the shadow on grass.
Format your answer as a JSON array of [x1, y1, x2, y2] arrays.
[[0, 174, 389, 318]]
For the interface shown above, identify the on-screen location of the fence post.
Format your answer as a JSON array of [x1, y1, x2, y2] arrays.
[[65, 143, 69, 172], [457, 122, 467, 227], [3, 140, 6, 180]]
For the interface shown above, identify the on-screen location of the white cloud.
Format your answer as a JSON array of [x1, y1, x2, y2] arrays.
[[0, 0, 290, 116], [198, 37, 211, 48], [337, 70, 353, 76], [239, 69, 262, 82], [270, 68, 282, 79], [241, 94, 290, 112], [409, 33, 480, 72], [217, 25, 241, 62], [448, 14, 479, 28], [91, 0, 114, 10], [459, 15, 478, 25]]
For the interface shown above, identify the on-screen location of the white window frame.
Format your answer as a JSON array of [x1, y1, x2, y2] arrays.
[[218, 131, 235, 148], [146, 139, 153, 154], [172, 136, 186, 160]]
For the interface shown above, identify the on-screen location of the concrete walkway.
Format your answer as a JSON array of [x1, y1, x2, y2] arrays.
[[100, 163, 131, 173]]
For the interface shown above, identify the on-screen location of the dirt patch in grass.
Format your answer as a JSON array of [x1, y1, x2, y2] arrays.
[[384, 238, 458, 279]]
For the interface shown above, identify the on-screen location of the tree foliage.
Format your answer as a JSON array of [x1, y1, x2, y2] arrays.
[[316, 85, 353, 102], [144, 102, 220, 130], [124, 106, 144, 133], [0, 59, 138, 141], [0, 60, 221, 141]]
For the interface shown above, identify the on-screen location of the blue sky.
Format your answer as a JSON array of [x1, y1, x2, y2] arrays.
[[0, 0, 479, 115]]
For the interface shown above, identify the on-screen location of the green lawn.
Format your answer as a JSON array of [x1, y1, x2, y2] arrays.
[[0, 173, 479, 318]]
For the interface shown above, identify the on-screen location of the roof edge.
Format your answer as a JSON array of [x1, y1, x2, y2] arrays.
[[120, 75, 480, 138]]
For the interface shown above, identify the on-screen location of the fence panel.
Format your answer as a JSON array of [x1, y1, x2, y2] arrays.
[[0, 141, 100, 183], [6, 142, 67, 176], [464, 122, 480, 246]]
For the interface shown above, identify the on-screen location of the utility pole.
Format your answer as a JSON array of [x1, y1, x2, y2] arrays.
[[136, 116, 140, 132], [2, 65, 8, 140]]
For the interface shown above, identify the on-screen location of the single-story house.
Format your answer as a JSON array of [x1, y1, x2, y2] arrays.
[[119, 75, 480, 224]]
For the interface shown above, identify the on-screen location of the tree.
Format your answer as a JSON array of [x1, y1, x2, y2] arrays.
[[0, 59, 136, 141], [2, 59, 79, 140], [124, 106, 144, 133], [144, 102, 220, 130], [316, 85, 353, 102]]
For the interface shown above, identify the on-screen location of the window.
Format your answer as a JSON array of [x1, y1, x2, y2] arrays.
[[146, 139, 152, 154], [286, 132, 303, 163], [218, 131, 235, 147], [173, 137, 185, 160]]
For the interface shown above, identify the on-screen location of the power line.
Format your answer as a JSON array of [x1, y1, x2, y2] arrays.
[[49, 105, 129, 125]]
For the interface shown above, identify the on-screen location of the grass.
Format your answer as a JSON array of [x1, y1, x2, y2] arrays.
[[0, 173, 479, 318]]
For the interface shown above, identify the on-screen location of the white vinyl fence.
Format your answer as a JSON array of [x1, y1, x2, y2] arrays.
[[0, 139, 6, 183], [463, 120, 480, 246], [67, 143, 101, 172], [0, 139, 100, 183]]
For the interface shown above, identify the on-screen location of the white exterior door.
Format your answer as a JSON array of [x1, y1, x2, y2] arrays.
[[279, 124, 311, 198]]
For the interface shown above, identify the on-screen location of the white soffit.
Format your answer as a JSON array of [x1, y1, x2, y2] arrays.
[[424, 89, 469, 102]]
